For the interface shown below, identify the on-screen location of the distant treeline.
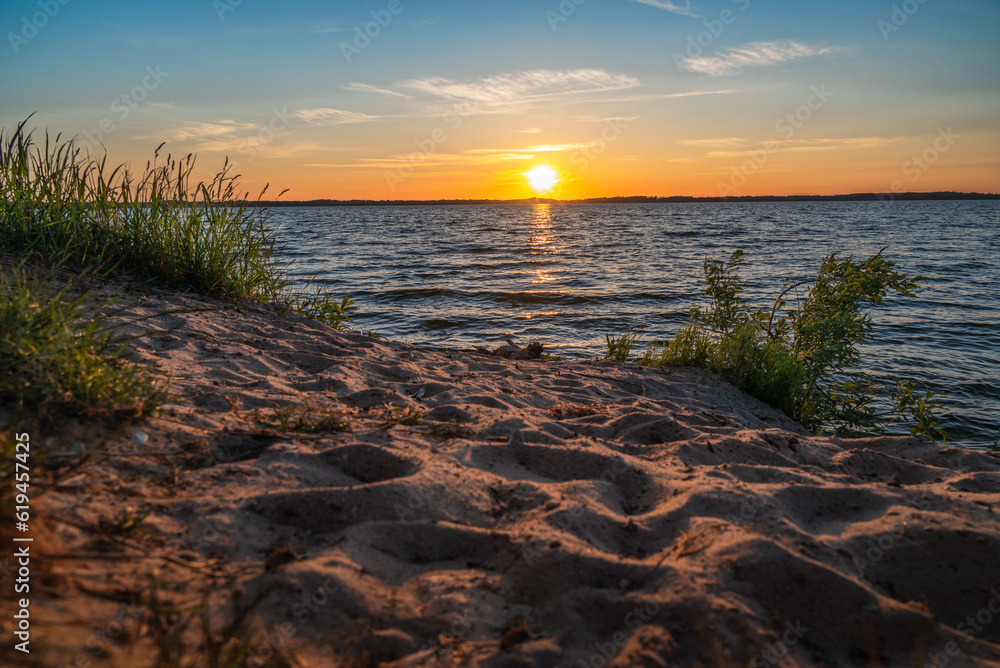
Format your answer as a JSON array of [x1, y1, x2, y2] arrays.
[[247, 192, 1000, 207]]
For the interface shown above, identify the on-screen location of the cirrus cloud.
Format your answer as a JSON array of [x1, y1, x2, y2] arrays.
[[342, 82, 412, 99], [628, 0, 702, 19], [400, 68, 641, 106], [291, 108, 379, 125], [680, 41, 841, 76]]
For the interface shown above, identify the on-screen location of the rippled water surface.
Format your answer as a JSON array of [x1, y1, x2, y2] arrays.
[[272, 201, 1000, 447]]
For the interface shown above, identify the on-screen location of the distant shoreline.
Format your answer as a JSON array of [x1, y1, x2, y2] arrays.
[[248, 191, 1000, 207]]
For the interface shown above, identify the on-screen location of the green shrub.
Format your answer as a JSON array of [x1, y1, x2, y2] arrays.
[[639, 248, 945, 439]]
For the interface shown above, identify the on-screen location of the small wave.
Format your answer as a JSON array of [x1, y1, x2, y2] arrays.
[[422, 318, 468, 330]]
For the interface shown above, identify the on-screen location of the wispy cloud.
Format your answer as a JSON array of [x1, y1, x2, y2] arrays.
[[464, 144, 594, 156], [400, 69, 641, 107], [687, 136, 909, 158], [340, 69, 642, 117], [306, 145, 613, 171], [523, 144, 593, 152], [343, 82, 412, 99], [598, 88, 742, 104], [659, 89, 742, 98], [154, 120, 258, 142], [574, 115, 640, 123], [292, 108, 378, 124], [139, 119, 266, 153], [680, 41, 841, 76], [306, 152, 538, 169], [783, 136, 908, 151], [628, 0, 702, 19], [515, 127, 543, 134], [680, 137, 746, 147]]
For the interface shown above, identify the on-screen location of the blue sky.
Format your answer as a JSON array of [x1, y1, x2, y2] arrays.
[[2, 0, 998, 198]]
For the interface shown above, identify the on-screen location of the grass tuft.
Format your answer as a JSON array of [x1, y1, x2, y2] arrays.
[[604, 328, 642, 363], [255, 400, 351, 434], [282, 291, 357, 332], [0, 260, 162, 423], [0, 117, 358, 429], [429, 421, 472, 440], [1, 117, 287, 301], [0, 116, 359, 516]]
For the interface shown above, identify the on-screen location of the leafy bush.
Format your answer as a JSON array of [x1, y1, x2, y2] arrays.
[[642, 248, 944, 439], [890, 381, 947, 442]]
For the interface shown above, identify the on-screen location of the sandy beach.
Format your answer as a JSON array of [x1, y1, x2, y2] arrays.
[[5, 0, 1000, 660], [2, 277, 997, 668]]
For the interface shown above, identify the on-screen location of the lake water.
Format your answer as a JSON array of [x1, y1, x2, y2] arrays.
[[271, 201, 1000, 448]]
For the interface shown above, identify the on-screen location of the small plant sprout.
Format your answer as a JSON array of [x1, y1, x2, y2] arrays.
[[605, 328, 643, 363], [257, 399, 350, 434]]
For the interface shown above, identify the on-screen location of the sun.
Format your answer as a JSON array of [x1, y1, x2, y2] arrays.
[[524, 164, 560, 195]]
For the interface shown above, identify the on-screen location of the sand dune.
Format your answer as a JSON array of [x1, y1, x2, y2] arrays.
[[15, 285, 1000, 667]]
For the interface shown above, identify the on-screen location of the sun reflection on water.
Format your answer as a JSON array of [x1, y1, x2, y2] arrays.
[[529, 203, 560, 288]]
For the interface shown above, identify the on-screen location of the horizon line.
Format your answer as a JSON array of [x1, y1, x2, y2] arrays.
[[246, 191, 1000, 206]]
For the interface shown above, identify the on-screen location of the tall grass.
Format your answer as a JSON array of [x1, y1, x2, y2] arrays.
[[0, 115, 289, 434], [0, 119, 352, 663], [0, 117, 362, 422], [0, 261, 161, 420], [0, 260, 162, 527], [0, 116, 287, 300], [1, 115, 363, 441]]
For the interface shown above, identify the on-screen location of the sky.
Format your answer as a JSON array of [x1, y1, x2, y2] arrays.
[[1, 0, 998, 200]]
